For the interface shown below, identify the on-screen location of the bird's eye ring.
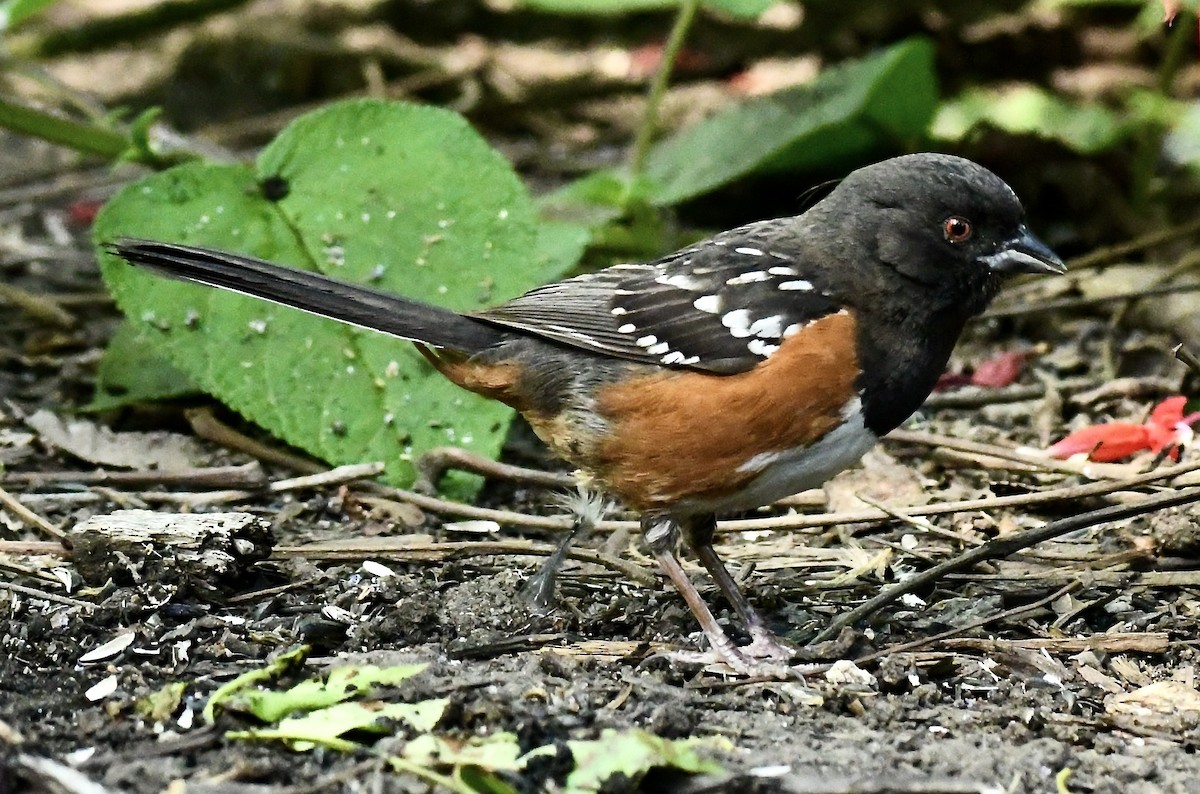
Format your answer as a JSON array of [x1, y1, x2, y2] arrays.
[[943, 216, 973, 243]]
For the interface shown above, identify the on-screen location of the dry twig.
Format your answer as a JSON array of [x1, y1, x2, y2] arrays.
[[275, 537, 657, 586], [0, 485, 67, 542], [811, 485, 1200, 643]]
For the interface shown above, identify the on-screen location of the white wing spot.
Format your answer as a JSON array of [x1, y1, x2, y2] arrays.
[[748, 315, 784, 337], [617, 323, 637, 334], [693, 294, 722, 314], [768, 266, 799, 276], [721, 309, 753, 338], [636, 335, 658, 347], [726, 270, 771, 285], [747, 339, 780, 357], [646, 342, 670, 355], [662, 351, 702, 365], [734, 246, 764, 256], [656, 273, 706, 290], [779, 280, 814, 291], [611, 306, 628, 315], [782, 321, 809, 337]]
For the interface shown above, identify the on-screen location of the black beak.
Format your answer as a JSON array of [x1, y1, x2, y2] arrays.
[[981, 225, 1066, 276]]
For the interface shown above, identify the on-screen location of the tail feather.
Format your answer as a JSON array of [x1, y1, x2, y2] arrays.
[[107, 239, 507, 353]]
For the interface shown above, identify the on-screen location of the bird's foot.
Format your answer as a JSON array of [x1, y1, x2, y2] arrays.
[[741, 632, 797, 662], [667, 634, 826, 678]]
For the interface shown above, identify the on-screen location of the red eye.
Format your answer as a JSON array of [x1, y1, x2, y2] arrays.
[[943, 216, 973, 243]]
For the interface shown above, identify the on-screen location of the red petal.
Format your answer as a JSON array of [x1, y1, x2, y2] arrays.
[[1047, 423, 1152, 462], [1148, 396, 1188, 430], [970, 351, 1027, 388]]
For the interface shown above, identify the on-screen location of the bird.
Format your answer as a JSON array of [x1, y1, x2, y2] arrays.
[[109, 153, 1065, 674]]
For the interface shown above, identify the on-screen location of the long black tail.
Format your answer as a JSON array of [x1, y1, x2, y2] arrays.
[[108, 239, 508, 353]]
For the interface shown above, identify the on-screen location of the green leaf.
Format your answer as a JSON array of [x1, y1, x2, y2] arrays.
[[87, 321, 199, 411], [227, 663, 429, 724], [232, 698, 448, 751], [0, 0, 60, 32], [403, 732, 526, 772], [558, 729, 727, 792], [536, 169, 666, 255], [703, 0, 774, 16], [1165, 100, 1200, 167], [642, 38, 938, 205], [932, 84, 1128, 154], [95, 99, 572, 496], [538, 170, 634, 232], [402, 733, 526, 794], [205, 645, 309, 724]]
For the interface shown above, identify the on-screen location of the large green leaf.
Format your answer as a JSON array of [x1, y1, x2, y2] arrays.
[[933, 84, 1129, 154], [86, 320, 199, 411], [95, 99, 573, 495], [643, 38, 938, 205]]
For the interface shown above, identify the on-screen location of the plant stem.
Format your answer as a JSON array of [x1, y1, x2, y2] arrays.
[[0, 96, 127, 158], [1129, 16, 1192, 212], [628, 0, 700, 177]]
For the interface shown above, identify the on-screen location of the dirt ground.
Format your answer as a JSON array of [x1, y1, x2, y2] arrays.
[[3, 183, 1200, 793], [6, 3, 1200, 793]]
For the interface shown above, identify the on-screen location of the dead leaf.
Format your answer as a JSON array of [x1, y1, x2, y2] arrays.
[[1107, 680, 1200, 735], [1076, 664, 1124, 694], [970, 350, 1028, 388], [27, 410, 208, 471], [823, 448, 928, 513]]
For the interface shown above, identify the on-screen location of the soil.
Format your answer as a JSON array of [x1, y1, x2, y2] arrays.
[[5, 3, 1200, 793], [3, 195, 1200, 794]]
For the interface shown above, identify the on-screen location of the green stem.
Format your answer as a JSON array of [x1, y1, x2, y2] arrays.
[[0, 96, 127, 158], [386, 755, 473, 794], [628, 0, 700, 177], [1130, 17, 1192, 212]]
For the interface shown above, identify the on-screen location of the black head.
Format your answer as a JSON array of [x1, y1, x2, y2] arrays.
[[816, 153, 1064, 316]]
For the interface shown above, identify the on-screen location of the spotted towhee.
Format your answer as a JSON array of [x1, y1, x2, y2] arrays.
[[111, 153, 1065, 673]]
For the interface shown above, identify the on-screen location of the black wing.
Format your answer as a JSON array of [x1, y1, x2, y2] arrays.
[[477, 219, 844, 375]]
